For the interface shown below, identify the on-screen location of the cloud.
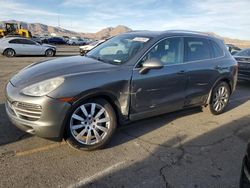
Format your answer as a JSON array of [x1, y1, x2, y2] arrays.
[[1, 0, 250, 39], [0, 0, 63, 17], [129, 0, 250, 39]]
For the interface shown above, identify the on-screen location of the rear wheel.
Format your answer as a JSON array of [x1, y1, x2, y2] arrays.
[[207, 82, 230, 115], [45, 49, 54, 57], [65, 98, 117, 151], [4, 49, 15, 57]]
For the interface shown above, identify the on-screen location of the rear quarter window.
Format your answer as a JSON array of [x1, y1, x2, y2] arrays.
[[210, 40, 224, 58]]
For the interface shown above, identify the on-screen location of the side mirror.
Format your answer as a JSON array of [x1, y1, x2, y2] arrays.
[[139, 58, 163, 74]]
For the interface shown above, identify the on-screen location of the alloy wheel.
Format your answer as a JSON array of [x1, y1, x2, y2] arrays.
[[46, 50, 54, 57], [70, 103, 110, 145], [5, 49, 15, 57], [212, 85, 229, 112]]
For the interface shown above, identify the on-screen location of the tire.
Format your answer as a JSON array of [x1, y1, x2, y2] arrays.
[[3, 48, 15, 57], [45, 49, 55, 57], [207, 82, 230, 115], [240, 158, 250, 188], [240, 169, 250, 188], [65, 98, 117, 151]]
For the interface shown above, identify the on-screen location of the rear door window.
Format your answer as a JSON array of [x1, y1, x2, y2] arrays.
[[20, 39, 36, 45], [9, 39, 21, 44], [184, 37, 212, 62]]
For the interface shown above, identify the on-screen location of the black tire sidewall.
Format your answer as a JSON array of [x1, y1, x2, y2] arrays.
[[209, 82, 230, 115], [4, 49, 15, 57], [45, 49, 54, 57], [240, 158, 250, 188], [65, 98, 117, 151]]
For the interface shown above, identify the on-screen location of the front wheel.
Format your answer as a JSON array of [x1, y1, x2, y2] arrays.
[[65, 98, 117, 151], [45, 49, 55, 57], [207, 82, 230, 115]]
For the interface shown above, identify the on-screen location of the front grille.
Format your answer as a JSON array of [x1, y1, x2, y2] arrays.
[[6, 100, 16, 116], [11, 101, 42, 121]]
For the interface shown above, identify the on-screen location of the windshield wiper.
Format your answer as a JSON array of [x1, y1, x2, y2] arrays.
[[85, 55, 105, 62], [85, 55, 121, 65]]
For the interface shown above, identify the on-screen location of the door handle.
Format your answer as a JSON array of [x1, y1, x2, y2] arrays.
[[177, 70, 186, 75]]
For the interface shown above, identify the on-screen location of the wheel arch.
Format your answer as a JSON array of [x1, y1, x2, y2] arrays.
[[45, 48, 55, 52], [45, 48, 56, 56], [205, 77, 232, 105], [60, 91, 126, 140], [3, 48, 16, 55]]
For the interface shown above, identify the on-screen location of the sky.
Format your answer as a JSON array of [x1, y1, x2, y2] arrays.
[[0, 0, 250, 40]]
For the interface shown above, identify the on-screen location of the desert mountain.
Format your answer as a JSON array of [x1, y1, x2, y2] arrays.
[[81, 25, 132, 39], [0, 20, 249, 47], [0, 20, 132, 39]]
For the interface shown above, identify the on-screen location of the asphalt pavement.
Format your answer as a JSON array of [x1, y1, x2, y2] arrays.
[[0, 46, 250, 188]]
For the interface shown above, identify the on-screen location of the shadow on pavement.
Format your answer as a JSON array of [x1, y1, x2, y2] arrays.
[[0, 103, 31, 146], [83, 114, 250, 188], [0, 82, 249, 149], [82, 83, 250, 188], [109, 82, 250, 149]]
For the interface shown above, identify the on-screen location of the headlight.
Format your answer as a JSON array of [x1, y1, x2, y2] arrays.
[[22, 77, 64, 97]]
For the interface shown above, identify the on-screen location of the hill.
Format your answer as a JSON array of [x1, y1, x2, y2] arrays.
[[0, 20, 249, 48], [0, 20, 132, 39]]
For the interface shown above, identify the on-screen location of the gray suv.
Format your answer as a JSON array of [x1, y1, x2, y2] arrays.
[[5, 31, 238, 150]]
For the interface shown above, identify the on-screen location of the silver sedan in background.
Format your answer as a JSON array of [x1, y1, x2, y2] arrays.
[[0, 37, 56, 57]]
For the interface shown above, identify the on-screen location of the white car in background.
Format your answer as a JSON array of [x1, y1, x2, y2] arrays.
[[79, 40, 105, 55], [67, 38, 86, 45], [0, 37, 56, 57]]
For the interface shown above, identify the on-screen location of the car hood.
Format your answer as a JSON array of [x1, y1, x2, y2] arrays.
[[80, 45, 92, 50], [10, 56, 118, 88]]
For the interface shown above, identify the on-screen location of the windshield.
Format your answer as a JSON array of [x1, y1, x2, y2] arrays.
[[235, 49, 250, 57], [86, 35, 151, 64]]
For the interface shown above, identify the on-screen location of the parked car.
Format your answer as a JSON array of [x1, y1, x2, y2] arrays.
[[62, 36, 70, 43], [5, 31, 238, 151], [240, 141, 250, 188], [44, 37, 67, 45], [79, 40, 105, 55], [67, 38, 86, 45], [226, 44, 241, 55], [0, 37, 56, 57], [234, 48, 250, 81], [31, 36, 42, 44]]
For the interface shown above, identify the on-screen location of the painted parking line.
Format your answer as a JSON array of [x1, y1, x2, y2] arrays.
[[15, 142, 67, 157], [68, 161, 126, 188]]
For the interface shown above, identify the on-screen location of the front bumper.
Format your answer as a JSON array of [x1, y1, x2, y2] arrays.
[[0, 47, 4, 55], [5, 82, 71, 140]]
